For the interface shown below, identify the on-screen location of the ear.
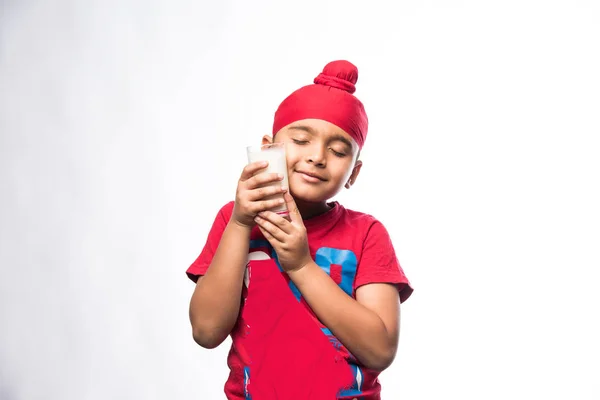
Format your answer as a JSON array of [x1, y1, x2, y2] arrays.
[[345, 160, 363, 189], [261, 135, 274, 145]]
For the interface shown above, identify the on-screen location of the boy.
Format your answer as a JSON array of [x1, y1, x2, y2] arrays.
[[187, 60, 413, 399]]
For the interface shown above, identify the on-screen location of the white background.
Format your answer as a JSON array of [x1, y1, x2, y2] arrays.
[[1, 0, 599, 399]]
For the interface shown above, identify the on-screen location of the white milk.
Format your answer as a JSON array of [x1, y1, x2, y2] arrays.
[[246, 144, 289, 216]]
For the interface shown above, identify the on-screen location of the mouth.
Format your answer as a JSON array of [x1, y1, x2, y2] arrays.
[[296, 170, 327, 183]]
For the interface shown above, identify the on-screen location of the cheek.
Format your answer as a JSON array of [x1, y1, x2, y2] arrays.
[[284, 148, 302, 167], [331, 161, 355, 183]]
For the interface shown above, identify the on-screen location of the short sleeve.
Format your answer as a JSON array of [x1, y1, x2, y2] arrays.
[[186, 201, 234, 283], [354, 220, 414, 303]]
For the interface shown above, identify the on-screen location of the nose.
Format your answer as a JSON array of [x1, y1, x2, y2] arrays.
[[306, 145, 326, 167]]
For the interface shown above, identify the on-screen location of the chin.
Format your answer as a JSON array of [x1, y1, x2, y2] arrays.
[[289, 188, 325, 203], [290, 187, 340, 204]]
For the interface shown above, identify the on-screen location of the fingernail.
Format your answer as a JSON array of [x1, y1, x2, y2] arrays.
[[281, 186, 287, 192]]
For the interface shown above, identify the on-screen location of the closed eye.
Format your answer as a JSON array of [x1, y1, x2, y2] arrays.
[[330, 148, 347, 157], [292, 139, 308, 145]]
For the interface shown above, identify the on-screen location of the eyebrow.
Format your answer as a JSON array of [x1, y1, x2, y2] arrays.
[[288, 125, 315, 134], [329, 134, 353, 150], [289, 125, 354, 149]]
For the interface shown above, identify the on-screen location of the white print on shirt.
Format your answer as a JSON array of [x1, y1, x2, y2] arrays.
[[245, 250, 271, 288]]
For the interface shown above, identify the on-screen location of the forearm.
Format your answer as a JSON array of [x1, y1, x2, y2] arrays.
[[189, 220, 251, 348], [288, 262, 397, 371]]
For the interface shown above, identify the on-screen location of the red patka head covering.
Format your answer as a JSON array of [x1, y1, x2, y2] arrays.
[[272, 60, 369, 149]]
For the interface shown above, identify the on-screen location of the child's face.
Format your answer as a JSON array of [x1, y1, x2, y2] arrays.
[[265, 119, 362, 204]]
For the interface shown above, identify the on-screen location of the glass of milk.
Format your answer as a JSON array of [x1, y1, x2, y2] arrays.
[[246, 142, 290, 218]]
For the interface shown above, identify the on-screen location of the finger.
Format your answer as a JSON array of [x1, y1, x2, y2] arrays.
[[240, 161, 268, 181], [247, 185, 287, 201], [248, 198, 286, 214], [283, 192, 302, 224], [257, 210, 293, 234], [257, 225, 277, 244], [254, 215, 286, 242], [246, 172, 284, 189]]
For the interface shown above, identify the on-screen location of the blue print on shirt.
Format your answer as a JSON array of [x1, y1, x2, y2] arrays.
[[314, 247, 358, 297], [243, 366, 251, 400]]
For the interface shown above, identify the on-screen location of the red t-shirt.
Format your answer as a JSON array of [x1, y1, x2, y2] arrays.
[[187, 201, 413, 399]]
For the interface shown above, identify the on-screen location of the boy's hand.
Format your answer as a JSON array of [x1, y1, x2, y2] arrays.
[[232, 161, 287, 228], [254, 192, 312, 273]]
